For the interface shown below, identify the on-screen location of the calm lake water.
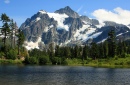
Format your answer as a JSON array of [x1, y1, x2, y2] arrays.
[[0, 65, 130, 85]]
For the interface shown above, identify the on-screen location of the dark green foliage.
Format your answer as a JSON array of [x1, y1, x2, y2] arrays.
[[74, 45, 79, 58], [98, 43, 104, 58], [90, 42, 99, 60], [6, 49, 17, 60], [39, 56, 49, 65], [107, 29, 116, 57], [17, 29, 25, 56], [82, 45, 88, 60], [51, 57, 61, 65], [0, 52, 4, 58], [28, 57, 38, 64], [0, 14, 10, 57]]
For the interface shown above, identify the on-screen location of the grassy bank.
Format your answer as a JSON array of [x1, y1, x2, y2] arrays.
[[0, 59, 23, 65], [1, 55, 130, 68], [65, 55, 130, 68]]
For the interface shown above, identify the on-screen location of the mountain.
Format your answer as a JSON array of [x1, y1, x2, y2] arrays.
[[20, 6, 130, 50]]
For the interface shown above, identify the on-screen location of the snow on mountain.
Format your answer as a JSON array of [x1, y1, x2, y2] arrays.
[[96, 21, 105, 28], [127, 25, 130, 29], [74, 24, 98, 41], [47, 13, 69, 31], [116, 31, 129, 37], [20, 6, 130, 50], [49, 25, 54, 28], [35, 17, 41, 22], [24, 37, 42, 50], [39, 10, 47, 14]]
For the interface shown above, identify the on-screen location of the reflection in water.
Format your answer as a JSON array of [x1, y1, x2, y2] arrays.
[[0, 65, 130, 85]]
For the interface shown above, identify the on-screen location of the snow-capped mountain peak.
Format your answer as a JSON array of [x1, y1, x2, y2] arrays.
[[20, 6, 130, 50]]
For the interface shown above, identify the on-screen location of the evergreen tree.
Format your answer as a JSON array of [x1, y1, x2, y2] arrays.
[[0, 13, 10, 57], [17, 29, 25, 57], [98, 43, 104, 58], [74, 45, 79, 58], [55, 45, 60, 57], [82, 45, 88, 60], [48, 42, 54, 60], [10, 19, 18, 48], [90, 42, 98, 60], [104, 41, 108, 58], [107, 29, 116, 57]]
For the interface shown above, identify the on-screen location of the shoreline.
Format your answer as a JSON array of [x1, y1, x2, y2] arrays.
[[1, 59, 130, 68]]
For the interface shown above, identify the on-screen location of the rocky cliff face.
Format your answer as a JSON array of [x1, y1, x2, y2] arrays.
[[20, 6, 130, 50]]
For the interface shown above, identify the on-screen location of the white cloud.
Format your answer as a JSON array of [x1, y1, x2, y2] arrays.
[[92, 7, 130, 25], [4, 0, 10, 4], [77, 6, 83, 12]]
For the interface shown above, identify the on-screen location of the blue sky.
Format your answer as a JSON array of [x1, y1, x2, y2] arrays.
[[1, 0, 130, 27]]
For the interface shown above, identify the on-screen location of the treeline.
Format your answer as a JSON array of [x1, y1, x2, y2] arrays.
[[24, 29, 130, 65], [0, 13, 27, 60]]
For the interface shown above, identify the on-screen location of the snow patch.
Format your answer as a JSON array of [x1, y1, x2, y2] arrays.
[[44, 27, 49, 32], [47, 13, 69, 31], [116, 31, 129, 37], [89, 32, 102, 39], [49, 25, 54, 28], [74, 25, 97, 41], [64, 40, 71, 44], [98, 38, 108, 43], [39, 10, 47, 14], [96, 21, 105, 28], [127, 25, 130, 29], [24, 37, 42, 50], [35, 17, 41, 22]]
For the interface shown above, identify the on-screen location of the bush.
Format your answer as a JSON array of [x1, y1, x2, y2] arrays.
[[39, 56, 49, 65], [28, 57, 38, 64], [61, 58, 68, 65], [126, 61, 130, 65], [114, 56, 118, 60], [51, 57, 60, 65], [6, 49, 17, 60], [121, 53, 126, 58], [0, 52, 4, 58]]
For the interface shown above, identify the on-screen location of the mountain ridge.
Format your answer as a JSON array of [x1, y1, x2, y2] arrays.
[[20, 6, 130, 50]]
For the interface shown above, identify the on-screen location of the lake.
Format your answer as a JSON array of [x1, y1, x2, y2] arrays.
[[0, 65, 130, 85]]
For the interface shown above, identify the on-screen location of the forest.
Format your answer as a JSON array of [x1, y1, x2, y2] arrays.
[[0, 14, 130, 67]]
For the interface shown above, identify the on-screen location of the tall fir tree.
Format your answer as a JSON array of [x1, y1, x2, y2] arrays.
[[0, 13, 10, 57], [17, 29, 25, 57], [107, 29, 116, 57]]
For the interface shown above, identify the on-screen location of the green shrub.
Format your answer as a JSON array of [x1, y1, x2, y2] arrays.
[[114, 56, 118, 60], [6, 49, 17, 60], [28, 57, 38, 64], [51, 57, 60, 65], [121, 53, 126, 58], [0, 52, 4, 58], [115, 61, 124, 65], [126, 61, 130, 65], [39, 56, 49, 65]]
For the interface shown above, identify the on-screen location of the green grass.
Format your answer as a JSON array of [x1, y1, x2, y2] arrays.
[[0, 59, 23, 65], [65, 54, 130, 68]]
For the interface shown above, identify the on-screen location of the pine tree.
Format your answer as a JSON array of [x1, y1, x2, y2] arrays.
[[98, 42, 104, 58], [90, 42, 98, 60], [17, 29, 25, 57], [107, 29, 116, 57], [74, 45, 79, 58], [10, 19, 18, 48], [0, 13, 10, 57], [48, 42, 54, 60], [82, 45, 88, 60], [55, 45, 60, 57]]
